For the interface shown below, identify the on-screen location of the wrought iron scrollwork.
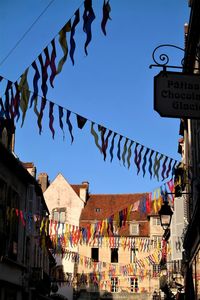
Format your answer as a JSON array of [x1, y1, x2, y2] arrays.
[[149, 44, 185, 70]]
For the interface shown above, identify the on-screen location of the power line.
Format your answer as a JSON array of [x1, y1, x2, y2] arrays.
[[0, 0, 56, 67]]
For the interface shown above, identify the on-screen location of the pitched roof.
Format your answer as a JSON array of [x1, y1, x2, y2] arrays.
[[80, 193, 148, 221], [80, 193, 150, 237]]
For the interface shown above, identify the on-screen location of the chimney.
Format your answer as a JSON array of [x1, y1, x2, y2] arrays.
[[38, 173, 49, 193], [79, 181, 89, 203]]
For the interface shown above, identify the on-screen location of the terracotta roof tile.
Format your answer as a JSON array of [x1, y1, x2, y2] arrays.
[[80, 193, 150, 237]]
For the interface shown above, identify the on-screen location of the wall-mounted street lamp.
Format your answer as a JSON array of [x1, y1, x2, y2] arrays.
[[158, 201, 173, 230]]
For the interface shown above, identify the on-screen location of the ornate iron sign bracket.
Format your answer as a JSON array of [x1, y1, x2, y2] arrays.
[[149, 44, 185, 70]]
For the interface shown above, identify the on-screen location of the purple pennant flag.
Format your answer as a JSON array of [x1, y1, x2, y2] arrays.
[[161, 156, 168, 181], [66, 110, 74, 144], [101, 0, 111, 36], [148, 150, 154, 179], [83, 0, 96, 55], [37, 97, 47, 134], [136, 145, 144, 174], [109, 132, 117, 162], [9, 85, 15, 120], [49, 102, 55, 139], [30, 61, 40, 108], [121, 138, 129, 166], [58, 106, 64, 136], [70, 9, 80, 65], [0, 97, 5, 118], [13, 82, 20, 121], [38, 54, 48, 98], [166, 158, 173, 179], [5, 80, 12, 119], [49, 39, 57, 88], [117, 135, 123, 160], [142, 148, 150, 177]]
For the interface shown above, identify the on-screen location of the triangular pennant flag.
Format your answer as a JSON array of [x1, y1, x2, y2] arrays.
[[76, 114, 87, 129]]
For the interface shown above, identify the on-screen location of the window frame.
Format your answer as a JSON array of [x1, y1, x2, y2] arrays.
[[111, 248, 118, 263], [52, 207, 66, 223], [91, 247, 99, 262], [111, 277, 118, 293]]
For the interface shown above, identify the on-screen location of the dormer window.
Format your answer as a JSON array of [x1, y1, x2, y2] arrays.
[[130, 223, 139, 236], [95, 208, 101, 213]]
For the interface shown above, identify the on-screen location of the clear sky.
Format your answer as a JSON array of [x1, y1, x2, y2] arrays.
[[0, 0, 190, 194]]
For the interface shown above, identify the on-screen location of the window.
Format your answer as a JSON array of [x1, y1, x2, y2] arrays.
[[152, 217, 161, 226], [130, 223, 139, 236], [95, 208, 101, 212], [91, 248, 99, 262], [152, 235, 162, 249], [0, 179, 7, 256], [111, 277, 118, 292], [28, 185, 34, 213], [130, 277, 139, 292], [153, 264, 161, 276], [6, 188, 19, 261], [111, 248, 118, 263], [52, 207, 66, 223], [130, 247, 137, 263]]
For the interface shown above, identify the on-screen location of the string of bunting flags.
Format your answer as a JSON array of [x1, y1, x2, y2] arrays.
[[0, 77, 181, 181], [0, 0, 111, 97], [0, 0, 181, 181], [6, 204, 163, 254], [56, 248, 162, 273], [5, 178, 174, 252]]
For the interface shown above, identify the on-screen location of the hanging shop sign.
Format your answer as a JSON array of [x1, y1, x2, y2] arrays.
[[154, 71, 200, 118]]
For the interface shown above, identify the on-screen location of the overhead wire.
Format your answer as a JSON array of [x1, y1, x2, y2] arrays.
[[0, 0, 56, 67]]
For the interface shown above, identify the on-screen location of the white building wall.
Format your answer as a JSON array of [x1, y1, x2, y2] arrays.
[[43, 173, 86, 300], [171, 196, 184, 261]]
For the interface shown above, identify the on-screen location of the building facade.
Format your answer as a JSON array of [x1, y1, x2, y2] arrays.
[[76, 193, 164, 300], [0, 141, 53, 300], [180, 0, 200, 298], [42, 173, 89, 300]]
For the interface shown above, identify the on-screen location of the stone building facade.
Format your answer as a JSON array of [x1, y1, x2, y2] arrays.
[[0, 142, 53, 300]]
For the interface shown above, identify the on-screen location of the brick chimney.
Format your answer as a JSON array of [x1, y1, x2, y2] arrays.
[[38, 173, 49, 193], [79, 181, 89, 203]]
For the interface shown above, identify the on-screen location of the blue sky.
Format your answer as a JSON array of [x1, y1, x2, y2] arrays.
[[0, 0, 190, 194]]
